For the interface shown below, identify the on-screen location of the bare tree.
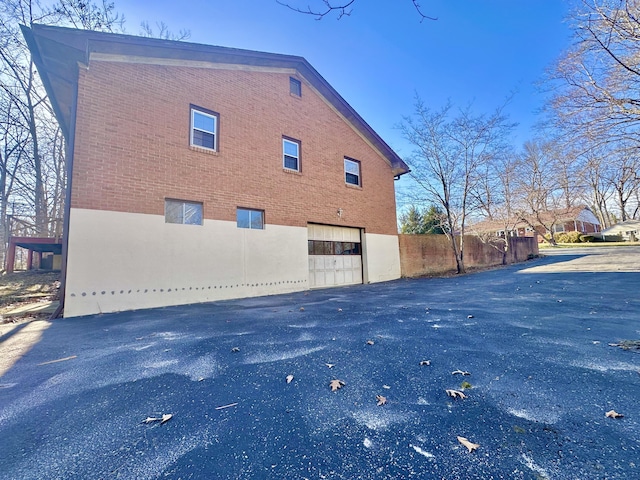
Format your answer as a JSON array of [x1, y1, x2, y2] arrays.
[[513, 139, 576, 245], [469, 152, 520, 264], [550, 0, 640, 143], [0, 0, 124, 270], [400, 98, 514, 273], [139, 21, 190, 41], [276, 0, 437, 21]]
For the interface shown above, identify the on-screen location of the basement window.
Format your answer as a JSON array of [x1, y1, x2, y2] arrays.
[[165, 199, 203, 225], [237, 208, 264, 230]]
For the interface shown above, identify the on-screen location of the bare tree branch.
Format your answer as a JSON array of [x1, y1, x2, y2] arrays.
[[276, 0, 436, 21]]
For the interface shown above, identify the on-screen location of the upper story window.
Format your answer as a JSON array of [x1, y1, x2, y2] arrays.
[[344, 158, 361, 186], [165, 199, 203, 225], [290, 77, 302, 97], [283, 138, 301, 171], [237, 208, 264, 230], [190, 105, 218, 151]]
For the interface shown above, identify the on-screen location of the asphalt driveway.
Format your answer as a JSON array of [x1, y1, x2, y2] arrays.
[[1, 247, 639, 479]]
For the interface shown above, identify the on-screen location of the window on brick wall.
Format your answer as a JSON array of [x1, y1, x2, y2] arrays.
[[290, 77, 301, 96], [344, 158, 361, 186], [283, 138, 301, 171], [190, 105, 218, 151], [165, 199, 203, 225], [237, 208, 264, 229]]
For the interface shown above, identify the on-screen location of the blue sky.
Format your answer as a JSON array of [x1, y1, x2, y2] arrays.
[[116, 0, 573, 194]]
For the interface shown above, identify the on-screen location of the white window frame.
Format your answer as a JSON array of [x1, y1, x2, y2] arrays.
[[344, 158, 361, 186], [165, 199, 203, 225], [237, 208, 265, 230], [283, 138, 301, 171], [190, 106, 218, 151]]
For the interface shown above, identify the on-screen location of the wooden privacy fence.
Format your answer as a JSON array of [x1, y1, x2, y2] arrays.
[[398, 234, 539, 277]]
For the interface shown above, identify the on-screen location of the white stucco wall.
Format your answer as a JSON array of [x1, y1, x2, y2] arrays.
[[362, 233, 401, 283], [64, 208, 309, 317]]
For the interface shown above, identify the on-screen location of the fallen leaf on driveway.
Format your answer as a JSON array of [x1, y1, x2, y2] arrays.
[[457, 436, 480, 453], [329, 379, 345, 391], [143, 414, 173, 424], [446, 389, 467, 399], [452, 370, 470, 376], [286, 375, 294, 384], [419, 360, 431, 366], [376, 395, 387, 406], [605, 410, 624, 418]]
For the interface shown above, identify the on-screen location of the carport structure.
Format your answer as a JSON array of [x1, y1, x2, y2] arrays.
[[5, 236, 62, 273]]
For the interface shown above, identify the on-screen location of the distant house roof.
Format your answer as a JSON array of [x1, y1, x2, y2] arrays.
[[21, 24, 410, 177], [470, 206, 601, 233], [601, 219, 640, 236]]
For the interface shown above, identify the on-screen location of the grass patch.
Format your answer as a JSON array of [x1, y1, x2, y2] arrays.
[[539, 242, 640, 249]]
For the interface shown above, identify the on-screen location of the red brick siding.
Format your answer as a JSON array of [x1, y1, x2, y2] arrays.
[[72, 61, 399, 235]]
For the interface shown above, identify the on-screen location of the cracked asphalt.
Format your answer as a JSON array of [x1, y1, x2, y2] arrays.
[[1, 246, 639, 479]]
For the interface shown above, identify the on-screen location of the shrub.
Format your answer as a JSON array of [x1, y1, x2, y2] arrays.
[[555, 231, 583, 243]]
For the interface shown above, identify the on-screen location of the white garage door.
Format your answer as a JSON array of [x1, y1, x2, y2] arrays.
[[308, 224, 362, 288]]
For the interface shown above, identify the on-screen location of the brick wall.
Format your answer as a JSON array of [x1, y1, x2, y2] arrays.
[[399, 234, 539, 277], [72, 60, 399, 235]]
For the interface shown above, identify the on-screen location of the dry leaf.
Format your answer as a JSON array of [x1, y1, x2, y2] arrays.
[[452, 370, 470, 376], [419, 360, 431, 366], [376, 395, 387, 406], [446, 389, 467, 399], [231, 347, 240, 352], [329, 379, 345, 391], [325, 363, 335, 368], [160, 414, 173, 424], [366, 340, 375, 345], [605, 410, 624, 418], [457, 436, 480, 453], [286, 374, 294, 384]]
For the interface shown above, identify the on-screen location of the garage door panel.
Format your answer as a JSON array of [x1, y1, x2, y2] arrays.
[[308, 224, 362, 288]]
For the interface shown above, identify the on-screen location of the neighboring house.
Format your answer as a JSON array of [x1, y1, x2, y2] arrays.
[[601, 220, 640, 241], [470, 206, 601, 241], [23, 25, 409, 318]]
